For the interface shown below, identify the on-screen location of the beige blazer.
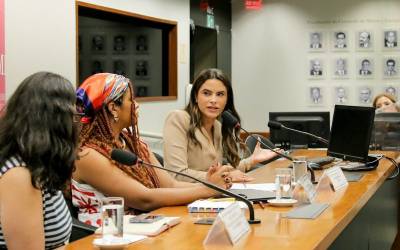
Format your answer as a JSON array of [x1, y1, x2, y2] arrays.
[[163, 110, 250, 182]]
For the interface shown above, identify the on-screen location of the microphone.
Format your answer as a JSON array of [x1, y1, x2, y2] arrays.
[[222, 110, 292, 161], [268, 121, 329, 145], [222, 110, 316, 184], [110, 148, 261, 224]]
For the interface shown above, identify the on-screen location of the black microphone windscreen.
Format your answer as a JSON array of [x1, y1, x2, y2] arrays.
[[268, 121, 282, 130], [222, 110, 239, 128], [111, 149, 138, 166]]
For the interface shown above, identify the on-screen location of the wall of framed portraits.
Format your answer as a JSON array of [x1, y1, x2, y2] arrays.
[[232, 0, 400, 131], [77, 2, 178, 100], [5, 0, 190, 135], [79, 15, 163, 97]]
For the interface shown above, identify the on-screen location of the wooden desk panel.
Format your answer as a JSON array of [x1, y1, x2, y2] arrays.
[[65, 150, 398, 250]]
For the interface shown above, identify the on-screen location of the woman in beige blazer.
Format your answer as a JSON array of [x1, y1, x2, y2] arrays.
[[163, 68, 279, 183]]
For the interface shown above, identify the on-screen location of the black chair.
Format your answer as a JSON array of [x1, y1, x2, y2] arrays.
[[153, 152, 164, 166], [64, 193, 97, 242], [244, 134, 281, 171]]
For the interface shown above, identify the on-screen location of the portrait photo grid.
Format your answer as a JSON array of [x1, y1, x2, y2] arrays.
[[79, 32, 151, 97], [307, 29, 400, 106]]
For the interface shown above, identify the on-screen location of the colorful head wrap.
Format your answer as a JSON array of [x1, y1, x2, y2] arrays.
[[76, 73, 130, 123]]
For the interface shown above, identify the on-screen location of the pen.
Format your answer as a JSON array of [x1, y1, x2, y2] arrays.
[[258, 201, 265, 209]]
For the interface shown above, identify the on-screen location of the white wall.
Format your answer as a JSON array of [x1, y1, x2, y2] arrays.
[[232, 0, 400, 131], [5, 0, 190, 134]]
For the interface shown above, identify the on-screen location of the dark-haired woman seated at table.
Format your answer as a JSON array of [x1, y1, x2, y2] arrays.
[[72, 73, 231, 226], [0, 72, 78, 249]]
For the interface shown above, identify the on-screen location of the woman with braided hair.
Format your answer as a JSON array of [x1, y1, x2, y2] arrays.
[[72, 73, 231, 226]]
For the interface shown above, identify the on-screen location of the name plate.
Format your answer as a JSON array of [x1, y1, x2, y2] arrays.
[[323, 166, 348, 191], [296, 174, 317, 203], [203, 202, 250, 245]]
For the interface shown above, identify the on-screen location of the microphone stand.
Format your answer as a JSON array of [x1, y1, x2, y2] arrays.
[[137, 159, 261, 224], [239, 126, 293, 161], [239, 127, 317, 184], [279, 125, 328, 145]]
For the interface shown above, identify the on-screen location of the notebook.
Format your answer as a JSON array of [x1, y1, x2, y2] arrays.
[[123, 215, 181, 236], [187, 199, 248, 213]]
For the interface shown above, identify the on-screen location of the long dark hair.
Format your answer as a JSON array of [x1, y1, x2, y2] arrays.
[[185, 68, 243, 167], [0, 72, 79, 193]]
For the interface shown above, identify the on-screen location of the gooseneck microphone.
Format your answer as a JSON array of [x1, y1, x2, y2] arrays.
[[110, 148, 261, 224], [221, 110, 293, 161], [268, 121, 329, 145], [222, 110, 316, 184]]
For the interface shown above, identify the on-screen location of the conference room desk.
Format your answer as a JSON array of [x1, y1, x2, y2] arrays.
[[65, 150, 399, 250]]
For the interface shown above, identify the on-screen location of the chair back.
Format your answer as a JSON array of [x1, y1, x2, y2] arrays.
[[244, 134, 280, 166]]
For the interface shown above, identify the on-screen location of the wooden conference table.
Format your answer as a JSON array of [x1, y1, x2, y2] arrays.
[[66, 150, 399, 250]]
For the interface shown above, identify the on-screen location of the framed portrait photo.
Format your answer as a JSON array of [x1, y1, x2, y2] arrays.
[[90, 34, 107, 54], [333, 86, 349, 104], [113, 59, 128, 76], [135, 60, 149, 79], [356, 58, 374, 79], [309, 31, 325, 52], [308, 58, 324, 79], [135, 34, 149, 54], [90, 59, 106, 75], [332, 31, 349, 51], [358, 86, 374, 105], [308, 86, 325, 106], [383, 30, 398, 50], [383, 85, 398, 99], [136, 86, 148, 97], [356, 30, 373, 51], [383, 57, 399, 78], [332, 57, 349, 79], [113, 34, 127, 53]]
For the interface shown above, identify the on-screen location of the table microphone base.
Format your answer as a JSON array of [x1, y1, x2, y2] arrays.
[[248, 219, 261, 224]]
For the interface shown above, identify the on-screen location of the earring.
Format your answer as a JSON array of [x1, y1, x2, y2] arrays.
[[114, 116, 119, 122]]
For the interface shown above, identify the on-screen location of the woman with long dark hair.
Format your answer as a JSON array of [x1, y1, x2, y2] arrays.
[[72, 73, 230, 226], [0, 72, 78, 249], [163, 68, 279, 182]]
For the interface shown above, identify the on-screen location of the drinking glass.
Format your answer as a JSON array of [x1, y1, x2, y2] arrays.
[[101, 197, 124, 238], [292, 156, 308, 184], [275, 168, 292, 200]]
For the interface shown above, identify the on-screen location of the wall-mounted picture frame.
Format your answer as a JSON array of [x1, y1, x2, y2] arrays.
[[357, 58, 374, 78], [334, 86, 349, 104], [308, 58, 324, 79], [384, 85, 398, 98], [332, 57, 349, 79], [113, 34, 127, 53], [135, 34, 149, 54], [383, 30, 398, 49], [309, 31, 324, 52], [113, 59, 128, 76], [356, 30, 373, 51], [332, 31, 349, 51], [90, 34, 106, 54], [135, 60, 149, 79], [308, 86, 324, 105], [358, 86, 373, 105], [383, 57, 398, 78], [136, 86, 148, 97], [90, 59, 106, 75]]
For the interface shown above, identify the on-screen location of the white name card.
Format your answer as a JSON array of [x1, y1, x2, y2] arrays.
[[203, 202, 250, 246], [295, 174, 317, 203], [322, 166, 348, 191]]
